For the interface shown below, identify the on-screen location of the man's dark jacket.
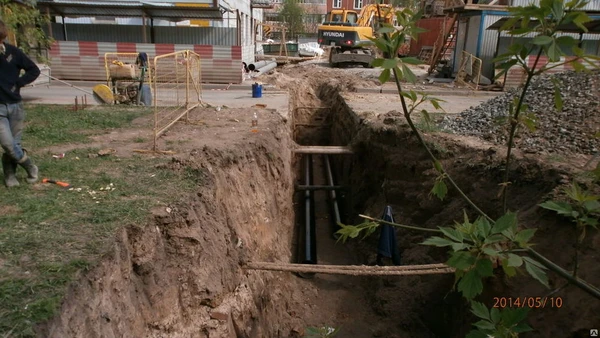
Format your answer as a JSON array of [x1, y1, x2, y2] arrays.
[[0, 42, 40, 104]]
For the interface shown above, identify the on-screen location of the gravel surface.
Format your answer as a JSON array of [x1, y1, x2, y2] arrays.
[[441, 70, 600, 155]]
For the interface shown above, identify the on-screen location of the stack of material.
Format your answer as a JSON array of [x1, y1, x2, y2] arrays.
[[441, 70, 600, 155]]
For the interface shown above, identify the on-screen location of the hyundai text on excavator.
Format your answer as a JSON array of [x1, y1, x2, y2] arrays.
[[317, 3, 398, 67]]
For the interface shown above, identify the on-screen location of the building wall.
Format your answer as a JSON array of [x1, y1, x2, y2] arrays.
[[408, 16, 446, 56], [453, 17, 468, 73], [48, 41, 242, 84], [50, 23, 237, 46], [56, 0, 260, 65], [326, 0, 375, 12]]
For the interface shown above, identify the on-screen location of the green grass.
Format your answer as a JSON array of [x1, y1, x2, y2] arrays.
[[0, 105, 202, 337], [23, 105, 151, 148]]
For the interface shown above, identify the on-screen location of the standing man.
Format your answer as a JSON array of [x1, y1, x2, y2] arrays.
[[0, 19, 40, 187]]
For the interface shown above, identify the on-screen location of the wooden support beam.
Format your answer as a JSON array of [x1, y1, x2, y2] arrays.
[[293, 146, 353, 155], [244, 262, 455, 276]]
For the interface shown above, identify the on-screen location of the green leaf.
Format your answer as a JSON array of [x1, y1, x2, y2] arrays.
[[377, 26, 395, 34], [490, 307, 501, 324], [501, 307, 529, 327], [572, 12, 592, 32], [382, 58, 399, 69], [473, 320, 496, 330], [547, 41, 562, 62], [401, 64, 417, 83], [379, 69, 391, 83], [477, 218, 492, 237], [506, 253, 524, 267], [475, 259, 493, 277], [484, 234, 506, 244], [482, 247, 499, 257], [584, 200, 600, 212], [513, 322, 534, 333], [523, 257, 549, 287], [502, 261, 517, 277], [458, 269, 483, 299], [401, 56, 423, 65], [447, 251, 476, 270], [422, 236, 455, 247], [371, 58, 385, 68], [451, 242, 470, 251], [492, 212, 517, 234], [471, 301, 490, 321], [439, 227, 464, 242], [430, 99, 443, 110], [556, 35, 577, 47], [539, 200, 573, 216], [571, 59, 586, 72], [433, 160, 443, 173], [431, 180, 448, 201], [515, 228, 537, 246], [532, 35, 553, 45]]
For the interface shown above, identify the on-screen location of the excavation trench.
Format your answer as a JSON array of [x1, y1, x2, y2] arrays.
[[294, 82, 598, 337], [42, 77, 596, 337]]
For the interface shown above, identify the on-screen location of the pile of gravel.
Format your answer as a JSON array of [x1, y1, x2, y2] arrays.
[[441, 70, 600, 155]]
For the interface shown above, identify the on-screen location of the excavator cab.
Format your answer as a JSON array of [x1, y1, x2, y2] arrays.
[[323, 10, 359, 27]]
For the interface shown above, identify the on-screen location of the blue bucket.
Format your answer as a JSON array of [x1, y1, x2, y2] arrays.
[[252, 83, 262, 98]]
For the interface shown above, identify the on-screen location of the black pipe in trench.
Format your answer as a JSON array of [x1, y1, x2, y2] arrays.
[[323, 154, 342, 239]]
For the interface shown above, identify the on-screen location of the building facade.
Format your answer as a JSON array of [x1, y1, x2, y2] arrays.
[[35, 0, 266, 83]]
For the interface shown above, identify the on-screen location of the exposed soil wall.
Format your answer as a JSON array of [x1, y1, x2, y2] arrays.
[[41, 120, 305, 337], [318, 84, 600, 337]]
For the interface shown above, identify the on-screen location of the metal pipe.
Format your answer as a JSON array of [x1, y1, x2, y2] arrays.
[[255, 62, 277, 76], [248, 60, 274, 71], [300, 154, 317, 272], [324, 155, 342, 239]]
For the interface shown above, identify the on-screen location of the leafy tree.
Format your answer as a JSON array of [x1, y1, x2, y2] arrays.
[[278, 0, 305, 39], [0, 0, 52, 61]]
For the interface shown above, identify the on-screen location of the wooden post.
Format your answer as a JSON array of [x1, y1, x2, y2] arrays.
[[142, 14, 147, 43]]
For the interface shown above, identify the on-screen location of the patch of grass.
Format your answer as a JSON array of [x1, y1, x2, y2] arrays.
[[0, 105, 199, 337], [23, 105, 151, 149]]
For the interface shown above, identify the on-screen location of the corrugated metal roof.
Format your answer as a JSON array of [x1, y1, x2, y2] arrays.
[[37, 0, 225, 20], [488, 17, 600, 34]]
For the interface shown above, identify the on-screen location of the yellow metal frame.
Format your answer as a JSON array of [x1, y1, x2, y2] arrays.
[[152, 50, 202, 151]]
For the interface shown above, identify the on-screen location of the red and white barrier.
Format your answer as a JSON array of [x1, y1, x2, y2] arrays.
[[48, 41, 243, 84]]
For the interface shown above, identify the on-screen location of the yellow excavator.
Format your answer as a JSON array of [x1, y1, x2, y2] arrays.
[[317, 4, 397, 67]]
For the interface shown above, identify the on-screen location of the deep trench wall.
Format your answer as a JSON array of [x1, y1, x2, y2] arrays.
[[42, 125, 303, 337], [320, 86, 600, 337]]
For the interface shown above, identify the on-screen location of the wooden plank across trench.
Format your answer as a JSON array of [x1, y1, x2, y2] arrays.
[[244, 262, 455, 276], [292, 145, 353, 155]]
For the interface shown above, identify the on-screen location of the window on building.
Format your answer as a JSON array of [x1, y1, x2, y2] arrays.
[[332, 0, 341, 8], [353, 0, 363, 9]]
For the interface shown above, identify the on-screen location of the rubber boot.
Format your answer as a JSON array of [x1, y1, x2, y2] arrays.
[[2, 153, 19, 187], [18, 154, 38, 184]]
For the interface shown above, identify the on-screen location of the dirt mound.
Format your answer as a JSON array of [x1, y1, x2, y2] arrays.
[[441, 70, 600, 155]]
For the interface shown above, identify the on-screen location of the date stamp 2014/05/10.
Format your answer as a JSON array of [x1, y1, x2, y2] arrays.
[[493, 297, 563, 309]]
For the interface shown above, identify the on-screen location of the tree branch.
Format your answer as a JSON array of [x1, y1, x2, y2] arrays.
[[359, 214, 441, 233]]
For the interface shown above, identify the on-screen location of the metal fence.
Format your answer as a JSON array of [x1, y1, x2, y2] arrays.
[[152, 50, 202, 150]]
